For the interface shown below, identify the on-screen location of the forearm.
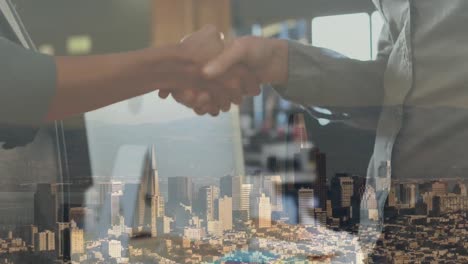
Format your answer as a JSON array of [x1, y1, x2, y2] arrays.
[[265, 39, 289, 86], [273, 40, 386, 108], [46, 45, 184, 121]]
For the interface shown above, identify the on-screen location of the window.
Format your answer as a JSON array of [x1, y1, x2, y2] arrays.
[[371, 11, 385, 59], [312, 13, 371, 61]]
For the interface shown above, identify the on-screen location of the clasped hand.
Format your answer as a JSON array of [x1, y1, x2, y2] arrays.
[[154, 25, 288, 116]]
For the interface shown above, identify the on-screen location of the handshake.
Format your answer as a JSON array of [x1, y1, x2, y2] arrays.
[[151, 25, 289, 116]]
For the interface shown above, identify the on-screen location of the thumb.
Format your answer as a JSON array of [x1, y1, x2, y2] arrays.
[[203, 40, 247, 79]]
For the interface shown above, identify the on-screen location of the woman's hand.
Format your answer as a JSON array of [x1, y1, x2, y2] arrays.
[[158, 26, 261, 116]]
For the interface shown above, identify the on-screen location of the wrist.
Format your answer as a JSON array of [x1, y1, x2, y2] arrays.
[[132, 44, 186, 91], [269, 39, 289, 85]]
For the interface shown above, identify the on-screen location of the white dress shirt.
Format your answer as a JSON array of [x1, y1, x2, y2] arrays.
[[275, 0, 468, 253]]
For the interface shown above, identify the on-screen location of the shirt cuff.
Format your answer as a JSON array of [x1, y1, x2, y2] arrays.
[[0, 37, 57, 149]]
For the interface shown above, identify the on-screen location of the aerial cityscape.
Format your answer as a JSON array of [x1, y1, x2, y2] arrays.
[[0, 143, 466, 264]]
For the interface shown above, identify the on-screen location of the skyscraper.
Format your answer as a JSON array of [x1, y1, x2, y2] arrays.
[[34, 230, 55, 252], [263, 175, 283, 212], [251, 193, 272, 228], [18, 225, 38, 249], [157, 216, 173, 235], [387, 185, 397, 207], [69, 207, 93, 229], [122, 183, 141, 229], [361, 185, 378, 221], [312, 150, 327, 210], [142, 145, 165, 237], [97, 182, 123, 205], [217, 196, 233, 231], [97, 182, 123, 227], [168, 176, 193, 210], [34, 183, 58, 231], [220, 175, 243, 211], [103, 240, 122, 259], [241, 183, 253, 219], [402, 184, 417, 208], [453, 182, 467, 196], [331, 174, 354, 208], [198, 185, 220, 222], [55, 222, 70, 260], [298, 188, 315, 225], [432, 181, 448, 196], [70, 222, 84, 255]]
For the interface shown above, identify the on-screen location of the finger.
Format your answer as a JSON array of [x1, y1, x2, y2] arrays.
[[158, 90, 171, 99], [207, 104, 220, 117], [203, 40, 247, 79], [203, 81, 231, 111], [225, 77, 243, 106], [172, 89, 196, 107], [236, 66, 262, 97], [194, 107, 207, 116], [217, 66, 244, 106], [194, 90, 212, 109]]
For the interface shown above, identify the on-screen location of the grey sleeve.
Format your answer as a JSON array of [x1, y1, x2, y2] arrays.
[[0, 36, 56, 149], [273, 24, 393, 130]]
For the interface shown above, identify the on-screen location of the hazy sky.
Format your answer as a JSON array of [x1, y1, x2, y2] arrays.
[[84, 92, 242, 182]]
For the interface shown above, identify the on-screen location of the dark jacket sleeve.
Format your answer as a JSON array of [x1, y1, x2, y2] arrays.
[[0, 36, 56, 149], [273, 24, 393, 130]]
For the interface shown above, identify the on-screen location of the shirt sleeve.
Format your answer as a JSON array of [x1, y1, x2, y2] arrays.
[[0, 36, 56, 149], [273, 23, 393, 130]]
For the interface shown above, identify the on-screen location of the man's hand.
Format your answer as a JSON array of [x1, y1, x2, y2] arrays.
[[203, 36, 289, 86], [157, 26, 261, 116]]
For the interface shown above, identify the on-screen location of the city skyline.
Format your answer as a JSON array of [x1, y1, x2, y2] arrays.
[[0, 145, 466, 263]]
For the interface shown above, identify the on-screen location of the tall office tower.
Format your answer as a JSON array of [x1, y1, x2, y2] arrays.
[[314, 209, 327, 226], [350, 175, 367, 222], [18, 225, 38, 248], [217, 196, 233, 231], [311, 149, 327, 210], [55, 222, 70, 260], [263, 175, 283, 212], [96, 182, 123, 228], [361, 185, 378, 221], [402, 184, 417, 208], [168, 176, 193, 210], [326, 200, 333, 217], [70, 221, 84, 255], [387, 185, 397, 207], [331, 174, 354, 208], [69, 207, 92, 230], [157, 216, 173, 235], [290, 114, 327, 198], [138, 145, 165, 237], [220, 175, 243, 211], [103, 240, 122, 259], [45, 230, 55, 251], [122, 183, 141, 228], [240, 184, 253, 219], [109, 192, 122, 225], [453, 182, 467, 196], [97, 181, 123, 205], [298, 188, 315, 225], [34, 183, 58, 231], [198, 185, 220, 222], [34, 230, 55, 252], [174, 204, 192, 230], [422, 192, 435, 212], [432, 180, 448, 196], [250, 193, 272, 228]]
